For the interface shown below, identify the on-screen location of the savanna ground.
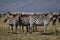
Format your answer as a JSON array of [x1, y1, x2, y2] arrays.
[[0, 17, 60, 40]]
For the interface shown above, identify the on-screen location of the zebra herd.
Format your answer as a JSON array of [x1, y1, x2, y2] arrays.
[[0, 12, 60, 34]]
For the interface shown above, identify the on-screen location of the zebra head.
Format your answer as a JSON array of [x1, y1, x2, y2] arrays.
[[4, 12, 13, 22]]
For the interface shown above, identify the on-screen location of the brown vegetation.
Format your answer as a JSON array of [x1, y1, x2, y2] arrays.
[[0, 17, 60, 40]]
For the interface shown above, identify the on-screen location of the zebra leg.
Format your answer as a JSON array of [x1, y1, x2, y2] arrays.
[[28, 25, 30, 33], [29, 27, 32, 34], [52, 20, 57, 34], [53, 25, 57, 35], [22, 25, 24, 32], [7, 24, 10, 33], [33, 25, 35, 32], [35, 25, 37, 32], [10, 24, 14, 32], [11, 26, 13, 32], [29, 24, 33, 34], [44, 24, 48, 33], [15, 24, 18, 33], [26, 26, 28, 32], [19, 25, 22, 33], [53, 21, 55, 25], [53, 20, 56, 25]]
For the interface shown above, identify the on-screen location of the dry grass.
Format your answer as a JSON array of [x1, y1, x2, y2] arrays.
[[0, 17, 60, 40]]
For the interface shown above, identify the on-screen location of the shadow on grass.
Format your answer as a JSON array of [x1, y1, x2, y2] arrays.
[[40, 32, 54, 35], [37, 31, 60, 36], [7, 31, 20, 34]]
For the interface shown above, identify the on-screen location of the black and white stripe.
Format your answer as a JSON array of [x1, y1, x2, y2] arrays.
[[29, 14, 52, 33]]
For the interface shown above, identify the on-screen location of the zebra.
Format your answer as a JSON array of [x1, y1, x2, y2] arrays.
[[18, 14, 30, 33], [4, 12, 30, 33], [29, 14, 53, 34], [52, 14, 58, 25], [58, 14, 60, 23], [4, 12, 19, 33], [3, 12, 58, 34]]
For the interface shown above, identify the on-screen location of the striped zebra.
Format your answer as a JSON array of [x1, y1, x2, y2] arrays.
[[29, 14, 53, 34], [18, 14, 30, 33], [4, 12, 19, 33], [4, 13, 30, 33]]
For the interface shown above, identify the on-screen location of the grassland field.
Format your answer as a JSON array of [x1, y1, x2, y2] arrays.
[[0, 17, 60, 40]]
